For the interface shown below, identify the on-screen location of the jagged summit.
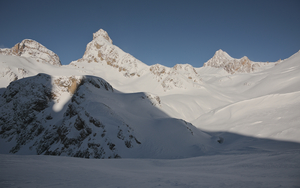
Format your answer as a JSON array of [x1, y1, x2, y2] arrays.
[[0, 39, 61, 66], [93, 29, 113, 44], [71, 29, 148, 78]]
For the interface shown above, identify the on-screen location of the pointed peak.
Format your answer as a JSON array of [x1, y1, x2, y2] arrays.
[[216, 49, 225, 53], [215, 49, 229, 56], [93, 29, 113, 44], [6, 39, 61, 66], [213, 49, 233, 60]]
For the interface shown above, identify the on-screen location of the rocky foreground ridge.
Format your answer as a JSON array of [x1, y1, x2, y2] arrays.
[[0, 73, 208, 158]]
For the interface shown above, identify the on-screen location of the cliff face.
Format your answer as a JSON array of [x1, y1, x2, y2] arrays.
[[0, 39, 61, 66]]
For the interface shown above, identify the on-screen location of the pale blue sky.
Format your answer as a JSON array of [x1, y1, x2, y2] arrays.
[[1, 0, 299, 67]]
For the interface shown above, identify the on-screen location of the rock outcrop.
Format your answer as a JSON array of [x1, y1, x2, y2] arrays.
[[150, 64, 202, 90]]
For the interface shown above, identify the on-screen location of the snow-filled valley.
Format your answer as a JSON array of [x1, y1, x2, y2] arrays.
[[0, 29, 299, 187]]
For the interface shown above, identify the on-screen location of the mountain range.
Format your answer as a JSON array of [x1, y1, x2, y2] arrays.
[[0, 29, 299, 159]]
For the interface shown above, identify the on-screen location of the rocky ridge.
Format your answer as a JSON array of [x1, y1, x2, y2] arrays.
[[70, 29, 204, 91], [70, 29, 278, 91], [149, 63, 202, 90], [203, 49, 277, 74]]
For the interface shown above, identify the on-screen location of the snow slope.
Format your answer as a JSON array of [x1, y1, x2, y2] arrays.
[[192, 51, 300, 144], [1, 152, 300, 188]]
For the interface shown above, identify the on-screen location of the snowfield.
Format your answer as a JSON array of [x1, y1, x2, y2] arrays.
[[1, 29, 300, 187], [1, 151, 300, 188]]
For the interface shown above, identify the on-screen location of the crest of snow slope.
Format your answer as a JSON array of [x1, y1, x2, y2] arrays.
[[0, 39, 61, 66], [203, 49, 278, 74], [192, 50, 300, 143], [0, 73, 212, 159]]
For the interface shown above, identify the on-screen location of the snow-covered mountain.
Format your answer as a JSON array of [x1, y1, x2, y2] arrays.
[[70, 29, 148, 77], [0, 39, 61, 86], [0, 73, 211, 158], [70, 29, 205, 91], [0, 39, 61, 66], [0, 29, 299, 161], [203, 49, 278, 74]]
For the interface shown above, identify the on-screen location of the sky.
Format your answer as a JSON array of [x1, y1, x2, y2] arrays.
[[0, 0, 299, 67]]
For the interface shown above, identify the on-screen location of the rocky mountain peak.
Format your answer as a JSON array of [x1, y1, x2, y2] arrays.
[[0, 39, 61, 66], [71, 29, 148, 78], [213, 49, 233, 60], [204, 50, 275, 74], [93, 29, 113, 44]]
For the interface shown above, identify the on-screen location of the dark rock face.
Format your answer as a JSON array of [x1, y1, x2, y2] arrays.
[[0, 74, 53, 153]]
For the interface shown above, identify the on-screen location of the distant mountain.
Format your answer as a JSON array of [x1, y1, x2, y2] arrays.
[[0, 39, 61, 86], [203, 49, 278, 74], [70, 29, 148, 77], [70, 29, 205, 91], [0, 39, 61, 66]]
